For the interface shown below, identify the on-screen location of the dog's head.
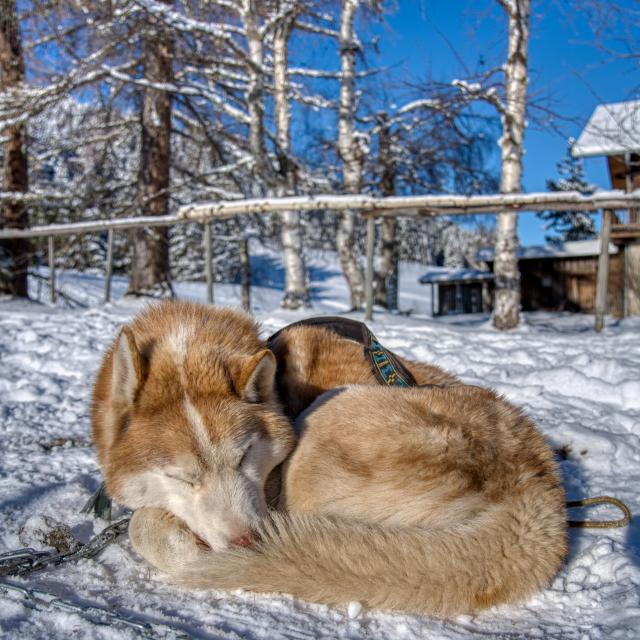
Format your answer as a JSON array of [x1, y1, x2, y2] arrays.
[[92, 305, 295, 551]]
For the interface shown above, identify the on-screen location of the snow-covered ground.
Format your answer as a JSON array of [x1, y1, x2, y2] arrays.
[[1, 252, 639, 639]]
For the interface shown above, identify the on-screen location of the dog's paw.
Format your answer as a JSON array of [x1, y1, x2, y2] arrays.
[[129, 507, 208, 574]]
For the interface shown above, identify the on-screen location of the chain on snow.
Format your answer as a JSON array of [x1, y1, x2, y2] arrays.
[[0, 580, 190, 639], [0, 482, 192, 638], [0, 518, 130, 578]]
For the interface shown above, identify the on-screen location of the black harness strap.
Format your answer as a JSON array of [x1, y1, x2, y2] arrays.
[[267, 316, 417, 388]]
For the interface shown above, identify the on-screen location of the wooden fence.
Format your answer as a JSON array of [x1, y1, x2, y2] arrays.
[[1, 190, 639, 330]]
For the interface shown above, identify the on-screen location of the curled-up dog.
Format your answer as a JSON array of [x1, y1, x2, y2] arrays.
[[92, 302, 295, 555], [92, 301, 567, 617]]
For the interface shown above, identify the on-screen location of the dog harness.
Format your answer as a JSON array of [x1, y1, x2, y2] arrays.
[[267, 316, 417, 388]]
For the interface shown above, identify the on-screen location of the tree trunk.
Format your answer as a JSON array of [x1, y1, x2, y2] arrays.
[[0, 0, 29, 298], [128, 3, 173, 297], [374, 113, 398, 310], [241, 0, 269, 188], [374, 218, 399, 309], [274, 11, 307, 309], [337, 0, 365, 310], [493, 0, 529, 330]]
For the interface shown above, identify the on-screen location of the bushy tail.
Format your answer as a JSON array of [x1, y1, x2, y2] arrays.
[[172, 495, 566, 616]]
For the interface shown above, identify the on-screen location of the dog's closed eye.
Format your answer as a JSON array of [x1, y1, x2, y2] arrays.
[[236, 439, 256, 469], [164, 473, 197, 487]]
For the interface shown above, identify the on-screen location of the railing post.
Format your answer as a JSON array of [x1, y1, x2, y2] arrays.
[[47, 235, 56, 304], [431, 282, 435, 317], [365, 215, 375, 321], [240, 237, 251, 313], [595, 209, 612, 332], [104, 229, 114, 304], [203, 222, 214, 305]]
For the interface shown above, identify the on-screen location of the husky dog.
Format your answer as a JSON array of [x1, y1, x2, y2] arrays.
[[92, 301, 567, 616], [92, 302, 295, 553]]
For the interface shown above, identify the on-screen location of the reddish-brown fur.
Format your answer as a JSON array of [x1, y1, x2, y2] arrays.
[[92, 301, 567, 617], [92, 301, 294, 504], [270, 324, 459, 417]]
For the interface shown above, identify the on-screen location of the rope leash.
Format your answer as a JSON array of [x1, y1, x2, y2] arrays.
[[567, 496, 632, 529]]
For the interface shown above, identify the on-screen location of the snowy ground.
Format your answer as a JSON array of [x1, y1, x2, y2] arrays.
[[1, 252, 639, 639]]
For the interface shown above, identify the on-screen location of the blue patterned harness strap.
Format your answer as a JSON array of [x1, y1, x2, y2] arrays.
[[366, 338, 413, 388], [267, 316, 417, 388]]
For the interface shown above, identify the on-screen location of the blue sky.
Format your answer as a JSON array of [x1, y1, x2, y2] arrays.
[[370, 0, 638, 245]]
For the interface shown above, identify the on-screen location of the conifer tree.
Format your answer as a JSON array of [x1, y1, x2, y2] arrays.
[[538, 143, 597, 243]]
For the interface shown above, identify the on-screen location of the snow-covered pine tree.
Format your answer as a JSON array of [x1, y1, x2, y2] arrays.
[[538, 142, 597, 243], [27, 97, 139, 275]]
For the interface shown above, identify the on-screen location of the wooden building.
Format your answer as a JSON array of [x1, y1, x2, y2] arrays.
[[419, 269, 494, 316], [480, 241, 623, 315], [422, 240, 623, 318], [573, 100, 640, 317]]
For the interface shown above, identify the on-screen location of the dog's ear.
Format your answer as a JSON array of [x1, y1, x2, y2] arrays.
[[236, 349, 276, 403], [111, 326, 145, 407]]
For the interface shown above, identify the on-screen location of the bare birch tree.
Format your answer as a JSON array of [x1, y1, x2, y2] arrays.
[[273, 2, 308, 308], [0, 0, 29, 297], [374, 112, 398, 309], [361, 89, 498, 307], [442, 0, 529, 328], [239, 0, 270, 188], [493, 0, 529, 329], [337, 0, 366, 310], [0, 0, 513, 309]]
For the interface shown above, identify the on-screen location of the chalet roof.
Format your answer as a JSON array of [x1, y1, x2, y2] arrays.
[[573, 100, 640, 158], [478, 240, 619, 262], [419, 268, 494, 284]]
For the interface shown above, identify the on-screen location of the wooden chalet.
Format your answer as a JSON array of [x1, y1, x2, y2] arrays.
[[573, 100, 640, 319]]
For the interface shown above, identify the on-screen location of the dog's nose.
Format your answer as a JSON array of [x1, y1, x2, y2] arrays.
[[230, 531, 257, 549]]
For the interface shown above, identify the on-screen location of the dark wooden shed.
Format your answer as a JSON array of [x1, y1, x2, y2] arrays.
[[481, 241, 624, 315], [419, 269, 494, 316]]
